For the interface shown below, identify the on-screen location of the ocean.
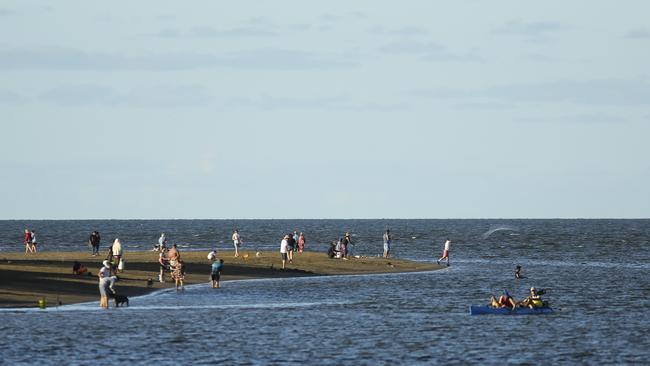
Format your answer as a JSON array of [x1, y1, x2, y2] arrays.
[[1, 219, 649, 364]]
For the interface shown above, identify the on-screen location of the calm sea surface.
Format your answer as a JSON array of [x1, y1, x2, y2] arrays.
[[1, 219, 649, 364]]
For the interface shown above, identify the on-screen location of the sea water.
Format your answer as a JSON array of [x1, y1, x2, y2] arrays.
[[0, 219, 649, 364]]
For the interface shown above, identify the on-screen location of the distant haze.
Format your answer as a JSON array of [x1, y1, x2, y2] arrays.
[[1, 1, 649, 219]]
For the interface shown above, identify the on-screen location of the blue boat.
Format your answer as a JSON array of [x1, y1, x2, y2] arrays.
[[469, 305, 554, 315]]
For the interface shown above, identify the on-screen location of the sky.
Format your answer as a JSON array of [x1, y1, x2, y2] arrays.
[[1, 1, 649, 219]]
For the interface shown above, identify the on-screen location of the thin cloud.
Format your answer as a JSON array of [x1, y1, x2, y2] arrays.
[[0, 47, 355, 71], [152, 26, 275, 38], [380, 39, 481, 62], [624, 28, 650, 39], [492, 20, 571, 41], [370, 26, 428, 36], [38, 84, 211, 107], [0, 89, 29, 104], [156, 28, 181, 38], [226, 95, 405, 111], [413, 79, 650, 105]]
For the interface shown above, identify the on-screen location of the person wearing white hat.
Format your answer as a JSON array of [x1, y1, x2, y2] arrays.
[[98, 260, 111, 308]]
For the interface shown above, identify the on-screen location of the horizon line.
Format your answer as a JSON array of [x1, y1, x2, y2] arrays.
[[1, 217, 648, 221]]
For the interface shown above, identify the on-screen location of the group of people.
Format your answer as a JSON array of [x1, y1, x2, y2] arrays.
[[157, 243, 185, 291], [23, 229, 38, 254], [489, 287, 547, 309], [327, 232, 352, 259], [278, 231, 307, 268]]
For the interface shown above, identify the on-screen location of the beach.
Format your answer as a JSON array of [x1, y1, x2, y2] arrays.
[[0, 249, 440, 308]]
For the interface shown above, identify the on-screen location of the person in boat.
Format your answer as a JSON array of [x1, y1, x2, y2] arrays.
[[519, 287, 545, 308], [490, 289, 517, 309]]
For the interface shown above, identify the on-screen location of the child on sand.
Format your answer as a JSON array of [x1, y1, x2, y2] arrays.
[[211, 259, 223, 289]]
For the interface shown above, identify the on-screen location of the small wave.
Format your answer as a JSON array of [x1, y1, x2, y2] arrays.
[[482, 226, 518, 239]]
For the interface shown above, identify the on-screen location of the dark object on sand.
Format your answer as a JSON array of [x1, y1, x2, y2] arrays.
[[109, 293, 129, 307]]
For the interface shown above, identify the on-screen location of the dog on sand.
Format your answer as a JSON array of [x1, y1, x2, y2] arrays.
[[108, 292, 129, 307]]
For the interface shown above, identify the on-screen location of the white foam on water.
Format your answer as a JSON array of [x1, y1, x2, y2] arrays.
[[0, 299, 354, 313]]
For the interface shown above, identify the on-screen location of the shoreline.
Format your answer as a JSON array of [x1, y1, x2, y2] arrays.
[[0, 250, 441, 308]]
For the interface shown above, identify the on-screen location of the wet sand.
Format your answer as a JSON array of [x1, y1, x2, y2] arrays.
[[0, 250, 440, 308]]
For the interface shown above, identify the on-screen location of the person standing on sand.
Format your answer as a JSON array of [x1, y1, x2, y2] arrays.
[[89, 231, 101, 256], [211, 259, 223, 288], [437, 238, 451, 266], [298, 232, 306, 253], [232, 230, 242, 257], [343, 232, 352, 257], [112, 238, 123, 274], [157, 233, 167, 252], [24, 229, 33, 254], [383, 230, 392, 258], [158, 252, 169, 283], [293, 231, 299, 252], [98, 260, 111, 309], [173, 260, 185, 291], [280, 235, 289, 269], [168, 243, 180, 267]]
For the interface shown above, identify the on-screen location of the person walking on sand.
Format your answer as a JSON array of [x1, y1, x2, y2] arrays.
[[29, 230, 38, 253], [437, 238, 451, 266], [89, 231, 101, 256], [211, 259, 224, 289], [286, 233, 296, 263], [98, 260, 111, 309], [280, 235, 289, 269], [232, 230, 242, 257], [383, 230, 392, 258], [298, 232, 306, 253], [24, 229, 33, 254]]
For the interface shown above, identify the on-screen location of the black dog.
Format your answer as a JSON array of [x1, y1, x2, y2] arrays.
[[108, 292, 129, 307]]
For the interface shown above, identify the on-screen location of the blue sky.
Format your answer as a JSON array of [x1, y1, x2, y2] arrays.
[[1, 1, 649, 219]]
